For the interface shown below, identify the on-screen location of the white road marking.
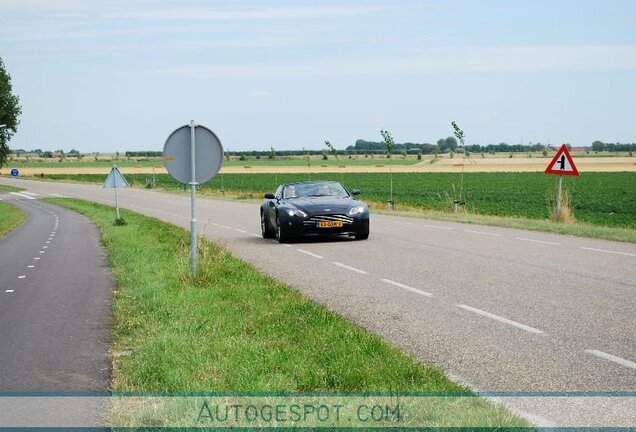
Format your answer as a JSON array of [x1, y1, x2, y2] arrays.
[[380, 278, 433, 297], [586, 350, 636, 370], [5, 290, 14, 293], [50, 193, 66, 197], [297, 249, 324, 259], [332, 262, 368, 274], [514, 237, 560, 246], [579, 247, 636, 258], [419, 224, 453, 230], [46, 241, 51, 244], [18, 275, 25, 279], [457, 304, 544, 334], [34, 257, 40, 260], [21, 191, 39, 196], [220, 225, 232, 229], [250, 233, 261, 238], [464, 230, 501, 237], [234, 228, 247, 233], [39, 251, 45, 254], [9, 192, 36, 200], [43, 245, 48, 249], [210, 222, 219, 226], [28, 265, 34, 268], [281, 243, 292, 248]]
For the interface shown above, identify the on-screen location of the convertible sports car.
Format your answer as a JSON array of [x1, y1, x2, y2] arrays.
[[260, 180, 370, 242]]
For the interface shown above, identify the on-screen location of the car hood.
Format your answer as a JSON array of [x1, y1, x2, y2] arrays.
[[287, 196, 360, 215]]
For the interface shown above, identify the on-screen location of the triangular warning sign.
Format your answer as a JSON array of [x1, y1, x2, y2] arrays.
[[544, 144, 579, 176], [103, 166, 130, 188]]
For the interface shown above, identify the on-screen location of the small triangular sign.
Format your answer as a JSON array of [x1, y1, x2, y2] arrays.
[[544, 144, 579, 176], [103, 166, 130, 188]]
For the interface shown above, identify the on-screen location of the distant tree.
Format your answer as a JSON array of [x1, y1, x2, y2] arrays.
[[0, 58, 22, 168], [591, 140, 605, 152], [380, 129, 394, 159], [325, 140, 338, 159]]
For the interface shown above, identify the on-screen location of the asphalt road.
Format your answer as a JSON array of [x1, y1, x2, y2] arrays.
[[0, 191, 112, 406], [1, 177, 634, 427]]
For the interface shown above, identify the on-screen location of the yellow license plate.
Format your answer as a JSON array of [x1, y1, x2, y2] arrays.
[[318, 221, 343, 228]]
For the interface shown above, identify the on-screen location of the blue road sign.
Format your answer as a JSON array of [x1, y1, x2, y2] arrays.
[[10, 169, 19, 177]]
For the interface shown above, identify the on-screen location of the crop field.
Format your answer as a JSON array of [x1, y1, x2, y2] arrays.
[[36, 171, 636, 228], [6, 156, 419, 168]]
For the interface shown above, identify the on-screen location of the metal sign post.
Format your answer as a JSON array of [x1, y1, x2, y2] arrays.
[[103, 165, 130, 220], [189, 121, 198, 275], [163, 122, 224, 276]]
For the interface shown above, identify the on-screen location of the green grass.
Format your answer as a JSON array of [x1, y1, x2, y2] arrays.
[[0, 201, 26, 237], [0, 183, 25, 192], [46, 198, 529, 428], [38, 171, 636, 230]]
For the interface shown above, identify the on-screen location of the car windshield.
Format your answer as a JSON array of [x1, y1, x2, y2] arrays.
[[283, 182, 349, 199]]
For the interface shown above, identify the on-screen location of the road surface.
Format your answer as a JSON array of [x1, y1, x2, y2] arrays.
[[1, 177, 634, 428], [0, 190, 113, 427]]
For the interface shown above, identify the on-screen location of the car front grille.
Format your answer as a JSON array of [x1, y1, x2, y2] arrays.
[[303, 214, 354, 226]]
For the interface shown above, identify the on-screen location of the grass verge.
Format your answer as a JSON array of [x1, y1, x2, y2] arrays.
[[0, 201, 26, 238], [0, 183, 25, 192], [45, 198, 529, 428]]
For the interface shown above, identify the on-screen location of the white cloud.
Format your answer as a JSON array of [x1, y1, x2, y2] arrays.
[[104, 4, 386, 21], [145, 44, 636, 78]]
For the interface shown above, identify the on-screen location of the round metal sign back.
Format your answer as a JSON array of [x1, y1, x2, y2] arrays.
[[163, 124, 223, 184]]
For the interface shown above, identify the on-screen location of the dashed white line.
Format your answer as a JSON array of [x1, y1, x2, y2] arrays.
[[331, 262, 368, 274], [21, 191, 39, 196], [220, 225, 232, 229], [5, 290, 14, 293], [39, 251, 45, 254], [457, 304, 544, 334], [380, 278, 433, 297], [9, 192, 36, 200], [464, 230, 501, 237], [297, 249, 324, 259], [34, 257, 40, 260], [586, 350, 636, 370], [210, 222, 219, 226], [579, 247, 636, 258], [18, 275, 26, 279], [46, 241, 51, 244], [281, 244, 292, 248], [27, 265, 34, 268], [514, 237, 560, 246], [250, 233, 261, 238], [50, 193, 66, 197], [419, 224, 454, 230], [43, 245, 48, 249], [234, 228, 247, 234]]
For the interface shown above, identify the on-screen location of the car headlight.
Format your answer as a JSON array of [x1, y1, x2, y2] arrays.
[[348, 206, 367, 216], [286, 209, 307, 218]]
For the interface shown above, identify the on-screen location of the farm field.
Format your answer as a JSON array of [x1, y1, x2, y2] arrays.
[[3, 154, 634, 175], [29, 171, 636, 229]]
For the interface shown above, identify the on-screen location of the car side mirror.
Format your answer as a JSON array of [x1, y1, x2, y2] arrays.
[[351, 189, 361, 196], [264, 193, 275, 199]]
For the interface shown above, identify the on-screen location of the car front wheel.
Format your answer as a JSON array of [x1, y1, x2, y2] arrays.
[[261, 211, 275, 238], [276, 214, 289, 243]]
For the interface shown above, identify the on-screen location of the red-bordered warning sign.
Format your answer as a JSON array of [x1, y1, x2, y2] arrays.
[[544, 144, 579, 176]]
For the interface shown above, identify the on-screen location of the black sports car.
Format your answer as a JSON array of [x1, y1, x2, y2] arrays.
[[260, 180, 370, 242]]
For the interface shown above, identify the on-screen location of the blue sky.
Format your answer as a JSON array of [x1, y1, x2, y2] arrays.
[[1, 0, 635, 152]]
